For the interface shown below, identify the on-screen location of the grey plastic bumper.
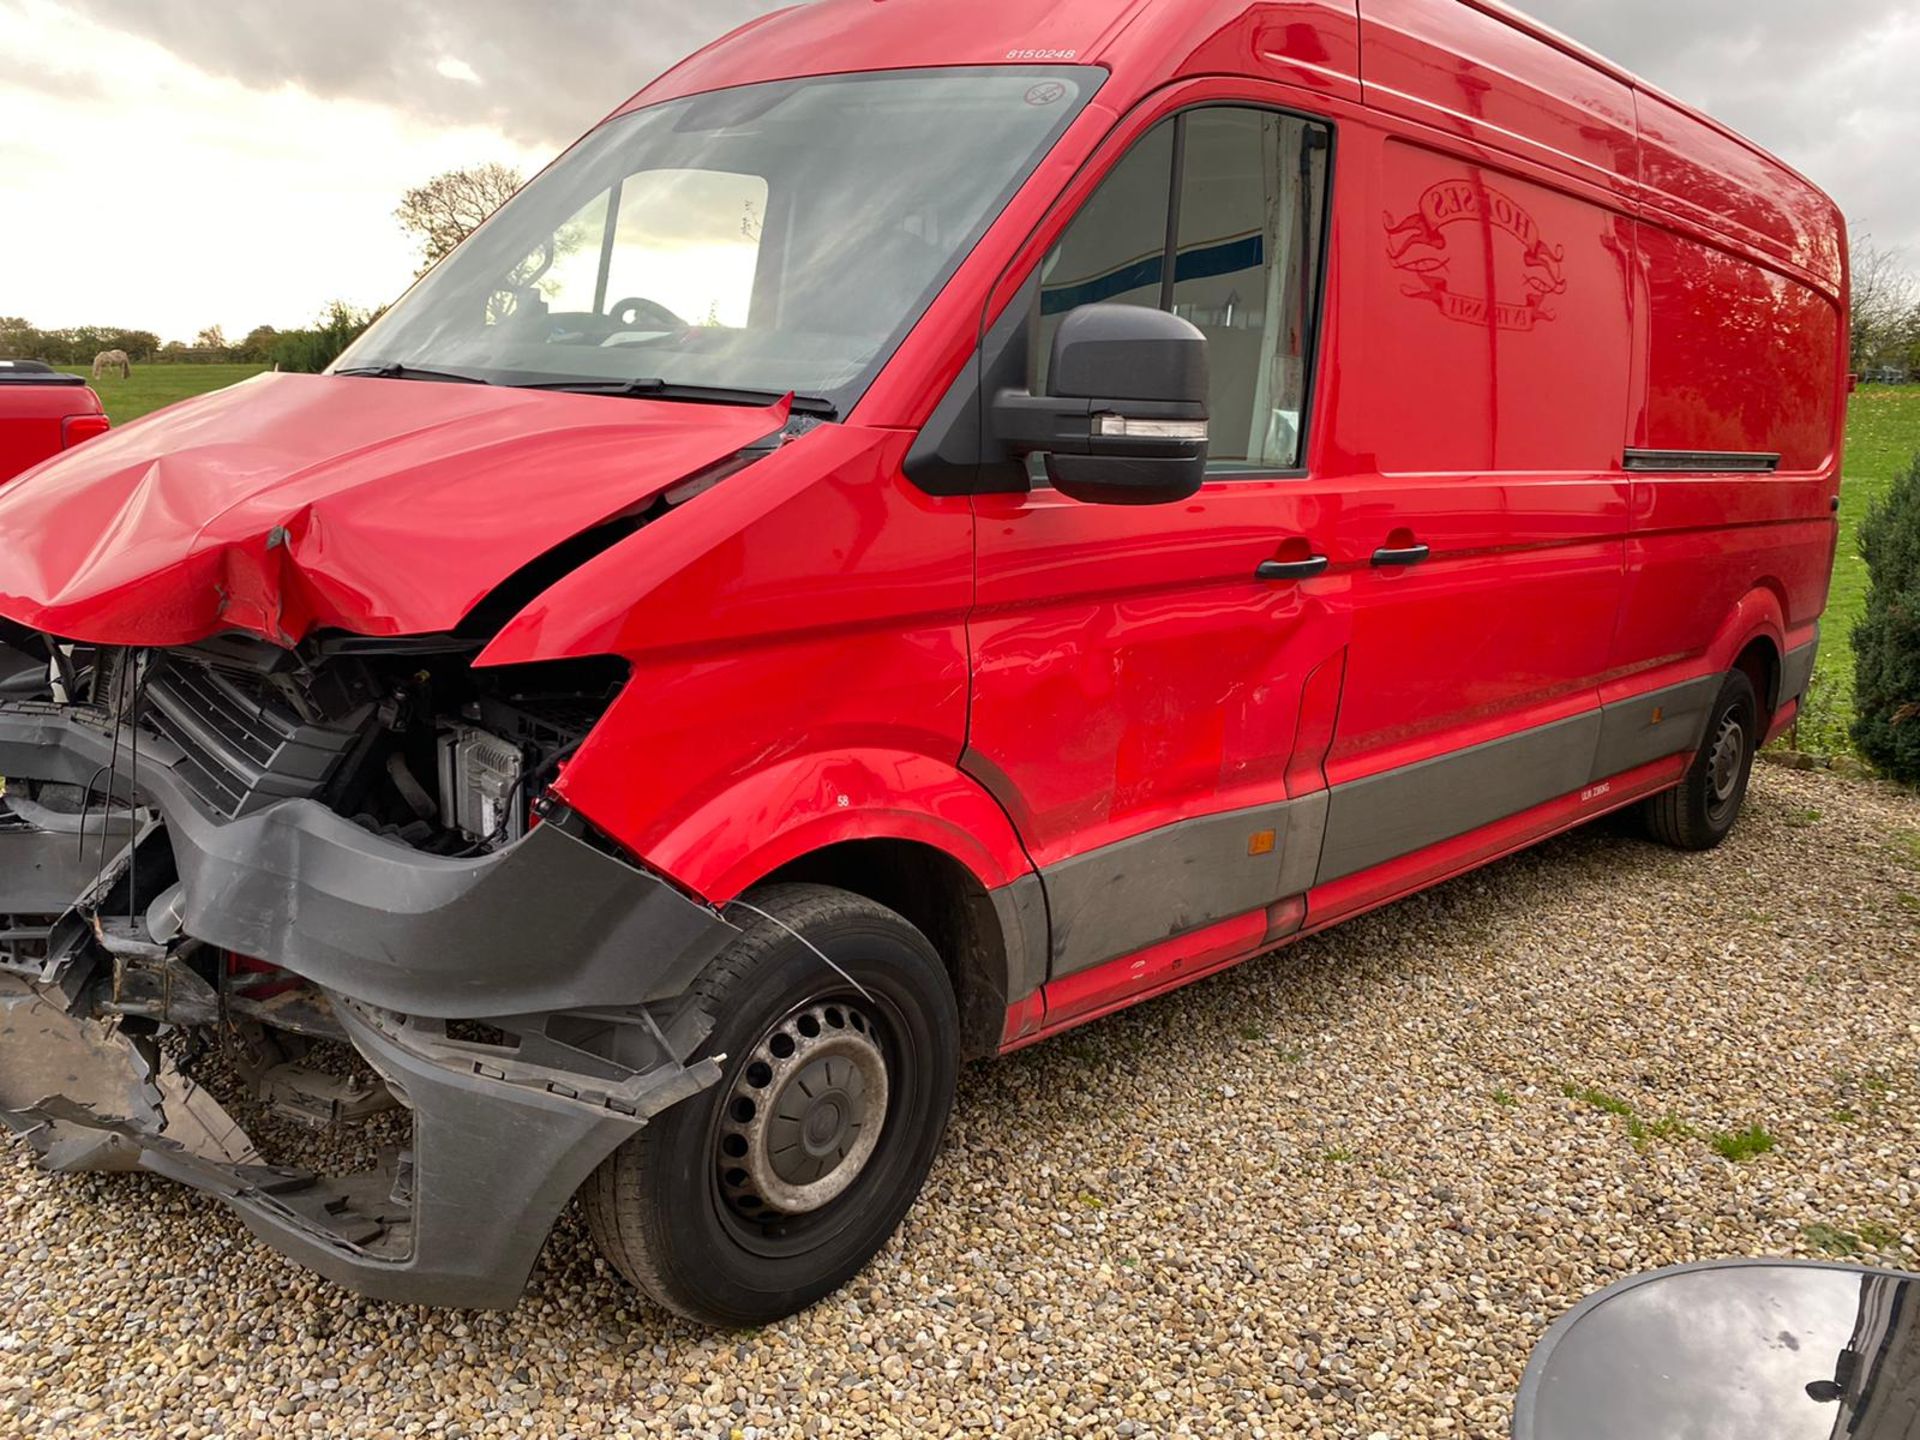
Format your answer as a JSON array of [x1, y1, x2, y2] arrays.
[[0, 975, 718, 1307], [0, 703, 739, 1306], [0, 705, 734, 1017], [1781, 624, 1819, 711]]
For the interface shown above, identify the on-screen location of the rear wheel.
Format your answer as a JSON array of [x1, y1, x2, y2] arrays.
[[1641, 669, 1759, 851], [584, 883, 959, 1328]]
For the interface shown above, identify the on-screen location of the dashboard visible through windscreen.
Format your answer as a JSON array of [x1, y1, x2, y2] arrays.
[[336, 67, 1101, 414]]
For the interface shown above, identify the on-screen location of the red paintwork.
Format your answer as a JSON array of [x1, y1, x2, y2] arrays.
[[0, 0, 1848, 1048], [481, 425, 1013, 897], [0, 372, 787, 646], [0, 378, 108, 486]]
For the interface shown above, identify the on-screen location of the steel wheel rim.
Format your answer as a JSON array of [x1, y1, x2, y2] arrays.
[[1706, 707, 1746, 823], [715, 999, 890, 1228]]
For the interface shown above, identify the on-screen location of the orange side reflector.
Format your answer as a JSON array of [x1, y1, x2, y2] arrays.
[[1248, 829, 1277, 856]]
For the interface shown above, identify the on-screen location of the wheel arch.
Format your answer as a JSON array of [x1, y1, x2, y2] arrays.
[[1733, 633, 1782, 719], [1708, 584, 1789, 722], [619, 748, 1045, 1061], [756, 838, 1042, 1060]]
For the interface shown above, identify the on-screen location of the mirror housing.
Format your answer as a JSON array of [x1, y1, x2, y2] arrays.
[[992, 303, 1210, 505]]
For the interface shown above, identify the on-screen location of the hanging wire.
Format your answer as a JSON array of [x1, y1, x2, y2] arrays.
[[721, 899, 875, 1003], [127, 649, 145, 928], [90, 650, 128, 896]]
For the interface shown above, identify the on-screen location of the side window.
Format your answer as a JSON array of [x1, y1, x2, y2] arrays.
[[1034, 107, 1330, 472], [1173, 110, 1327, 469], [1034, 121, 1175, 391]]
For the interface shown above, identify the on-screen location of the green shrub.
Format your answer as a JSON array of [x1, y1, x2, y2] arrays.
[[268, 301, 376, 374], [1854, 454, 1920, 781]]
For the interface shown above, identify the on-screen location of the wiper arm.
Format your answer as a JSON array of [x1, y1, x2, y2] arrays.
[[333, 363, 494, 385], [518, 377, 837, 418]]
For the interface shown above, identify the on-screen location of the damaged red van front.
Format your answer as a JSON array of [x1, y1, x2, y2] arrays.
[[0, 374, 805, 1304], [0, 53, 1103, 1316]]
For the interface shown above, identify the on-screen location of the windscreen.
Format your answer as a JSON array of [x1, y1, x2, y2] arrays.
[[336, 67, 1100, 413]]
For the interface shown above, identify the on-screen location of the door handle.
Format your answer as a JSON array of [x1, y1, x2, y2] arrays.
[[1371, 543, 1430, 567], [1256, 556, 1329, 582]]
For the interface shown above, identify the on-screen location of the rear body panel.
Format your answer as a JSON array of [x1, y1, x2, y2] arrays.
[[0, 369, 107, 484]]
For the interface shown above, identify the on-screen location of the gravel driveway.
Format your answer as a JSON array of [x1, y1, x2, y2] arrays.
[[4, 764, 1918, 1439]]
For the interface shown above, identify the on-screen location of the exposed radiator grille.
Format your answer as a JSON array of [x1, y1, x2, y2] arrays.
[[141, 659, 359, 819]]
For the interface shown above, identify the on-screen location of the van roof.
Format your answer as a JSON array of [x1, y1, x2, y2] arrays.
[[616, 0, 1843, 298]]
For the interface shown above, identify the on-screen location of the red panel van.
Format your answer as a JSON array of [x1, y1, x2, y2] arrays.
[[0, 0, 1845, 1325], [0, 360, 109, 484]]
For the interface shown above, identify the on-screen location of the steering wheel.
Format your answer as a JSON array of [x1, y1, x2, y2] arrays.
[[610, 297, 686, 331]]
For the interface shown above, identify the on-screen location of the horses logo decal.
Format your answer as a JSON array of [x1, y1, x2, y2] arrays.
[[1384, 179, 1568, 331]]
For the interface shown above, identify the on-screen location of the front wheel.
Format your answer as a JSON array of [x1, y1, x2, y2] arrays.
[[1641, 669, 1759, 851], [584, 883, 959, 1328]]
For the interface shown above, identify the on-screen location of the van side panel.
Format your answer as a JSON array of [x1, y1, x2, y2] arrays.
[[1603, 89, 1846, 720], [1316, 102, 1634, 897], [1324, 153, 1634, 766], [1358, 0, 1637, 192], [1632, 225, 1841, 473], [1634, 89, 1845, 297]]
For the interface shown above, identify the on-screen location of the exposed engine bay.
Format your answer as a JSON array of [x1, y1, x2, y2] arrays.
[[0, 624, 631, 1131], [2, 626, 627, 856], [0, 624, 734, 1305]]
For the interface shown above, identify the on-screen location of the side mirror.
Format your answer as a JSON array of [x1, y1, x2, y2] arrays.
[[991, 303, 1209, 505]]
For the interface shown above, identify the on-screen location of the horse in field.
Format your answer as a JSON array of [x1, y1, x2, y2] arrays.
[[91, 350, 131, 380]]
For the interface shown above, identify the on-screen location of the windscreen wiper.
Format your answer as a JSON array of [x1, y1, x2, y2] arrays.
[[518, 377, 838, 418], [333, 363, 494, 385]]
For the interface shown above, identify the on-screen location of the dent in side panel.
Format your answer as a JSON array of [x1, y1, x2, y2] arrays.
[[1359, 0, 1638, 187], [1589, 675, 1719, 780], [494, 428, 978, 880], [1634, 89, 1844, 293], [1156, 0, 1364, 101], [1042, 798, 1321, 978]]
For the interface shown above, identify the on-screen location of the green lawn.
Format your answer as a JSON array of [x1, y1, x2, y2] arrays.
[[57, 363, 267, 426], [1796, 384, 1920, 754]]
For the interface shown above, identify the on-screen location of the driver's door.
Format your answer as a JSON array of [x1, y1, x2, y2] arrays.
[[965, 101, 1348, 1033]]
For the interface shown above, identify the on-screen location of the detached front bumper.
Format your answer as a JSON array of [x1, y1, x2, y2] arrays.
[[0, 703, 737, 1308], [0, 976, 716, 1307]]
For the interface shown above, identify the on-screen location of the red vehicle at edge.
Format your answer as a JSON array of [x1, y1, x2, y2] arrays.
[[0, 359, 109, 483], [0, 0, 1845, 1326]]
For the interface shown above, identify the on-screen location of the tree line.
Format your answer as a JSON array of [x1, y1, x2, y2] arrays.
[[0, 162, 518, 377], [1851, 237, 1920, 379], [0, 303, 377, 374]]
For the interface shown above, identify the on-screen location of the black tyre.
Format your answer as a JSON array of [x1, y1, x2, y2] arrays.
[[1641, 669, 1759, 851], [584, 883, 959, 1327]]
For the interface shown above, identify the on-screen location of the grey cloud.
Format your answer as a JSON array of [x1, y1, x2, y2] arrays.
[[65, 0, 1920, 264], [63, 0, 784, 148]]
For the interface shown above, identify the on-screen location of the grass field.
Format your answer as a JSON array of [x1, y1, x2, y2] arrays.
[[56, 362, 267, 425], [1797, 384, 1920, 754]]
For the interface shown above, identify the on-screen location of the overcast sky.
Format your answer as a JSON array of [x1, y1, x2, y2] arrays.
[[1, 0, 1914, 340]]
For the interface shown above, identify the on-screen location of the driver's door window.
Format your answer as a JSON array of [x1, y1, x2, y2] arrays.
[[517, 169, 769, 331], [1033, 105, 1330, 472]]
